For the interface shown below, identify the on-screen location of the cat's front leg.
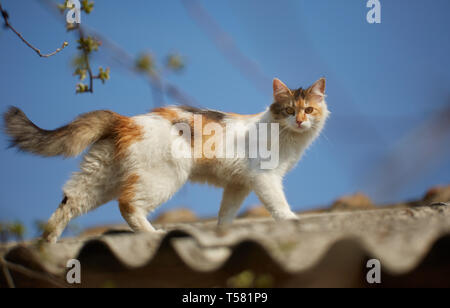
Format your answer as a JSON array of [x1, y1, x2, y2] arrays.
[[218, 184, 250, 226], [252, 173, 298, 220]]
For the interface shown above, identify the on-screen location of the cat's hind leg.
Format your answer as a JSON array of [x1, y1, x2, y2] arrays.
[[43, 177, 118, 243], [118, 166, 189, 234], [42, 196, 82, 243], [42, 140, 120, 243], [118, 173, 159, 233]]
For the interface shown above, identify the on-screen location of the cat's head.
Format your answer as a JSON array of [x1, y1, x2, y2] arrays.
[[270, 78, 329, 133]]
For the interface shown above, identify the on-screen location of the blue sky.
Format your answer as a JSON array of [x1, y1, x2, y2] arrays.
[[0, 0, 449, 236]]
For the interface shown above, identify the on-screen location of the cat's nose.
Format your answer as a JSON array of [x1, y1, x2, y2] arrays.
[[297, 120, 303, 127]]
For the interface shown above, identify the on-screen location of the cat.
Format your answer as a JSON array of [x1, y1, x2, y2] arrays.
[[3, 77, 329, 243]]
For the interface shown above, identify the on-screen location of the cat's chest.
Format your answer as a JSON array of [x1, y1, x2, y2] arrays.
[[276, 134, 312, 172]]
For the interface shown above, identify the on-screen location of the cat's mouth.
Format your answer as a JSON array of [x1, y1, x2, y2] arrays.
[[295, 125, 309, 132], [285, 123, 309, 133], [280, 117, 313, 133]]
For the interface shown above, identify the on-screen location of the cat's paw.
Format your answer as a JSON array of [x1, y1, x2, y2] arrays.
[[41, 234, 58, 244], [41, 230, 59, 244], [277, 211, 299, 221], [152, 229, 167, 235]]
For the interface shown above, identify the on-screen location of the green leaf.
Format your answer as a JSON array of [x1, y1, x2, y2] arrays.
[[81, 0, 94, 14], [77, 36, 101, 54], [166, 53, 185, 72], [72, 54, 87, 69], [97, 67, 110, 84], [76, 83, 90, 93], [57, 0, 69, 14], [74, 68, 87, 81], [135, 53, 155, 74]]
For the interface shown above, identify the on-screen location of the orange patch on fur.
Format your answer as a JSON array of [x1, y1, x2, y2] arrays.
[[225, 112, 263, 118], [200, 115, 222, 154], [118, 173, 140, 215], [186, 114, 224, 164], [295, 94, 324, 118], [296, 113, 307, 123], [113, 115, 143, 160], [309, 103, 324, 116], [152, 107, 180, 123]]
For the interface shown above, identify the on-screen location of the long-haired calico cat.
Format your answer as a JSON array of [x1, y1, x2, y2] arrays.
[[3, 78, 329, 243]]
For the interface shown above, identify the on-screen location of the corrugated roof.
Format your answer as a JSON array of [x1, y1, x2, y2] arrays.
[[1, 199, 450, 288]]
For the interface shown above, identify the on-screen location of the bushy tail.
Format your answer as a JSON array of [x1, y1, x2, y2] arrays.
[[3, 107, 119, 157]]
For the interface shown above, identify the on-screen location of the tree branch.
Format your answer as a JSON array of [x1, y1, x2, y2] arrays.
[[0, 1, 68, 58], [78, 26, 95, 93], [75, 24, 199, 106], [38, 0, 198, 105]]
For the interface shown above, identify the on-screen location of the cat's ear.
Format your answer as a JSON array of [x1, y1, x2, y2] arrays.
[[273, 78, 291, 102], [308, 78, 326, 103], [309, 78, 326, 96]]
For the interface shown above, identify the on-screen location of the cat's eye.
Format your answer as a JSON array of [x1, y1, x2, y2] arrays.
[[285, 107, 295, 115], [305, 107, 314, 114]]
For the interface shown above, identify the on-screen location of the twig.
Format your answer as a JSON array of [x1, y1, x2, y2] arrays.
[[80, 24, 199, 106], [0, 1, 68, 58], [85, 52, 94, 93], [0, 257, 15, 288], [78, 26, 95, 93], [38, 0, 200, 106]]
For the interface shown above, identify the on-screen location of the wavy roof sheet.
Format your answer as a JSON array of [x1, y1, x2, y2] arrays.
[[1, 202, 450, 288]]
